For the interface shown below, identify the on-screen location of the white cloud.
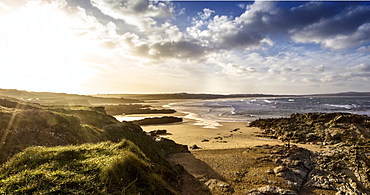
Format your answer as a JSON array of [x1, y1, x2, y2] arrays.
[[90, 0, 173, 31], [347, 63, 370, 72], [320, 75, 338, 83], [198, 8, 214, 20]]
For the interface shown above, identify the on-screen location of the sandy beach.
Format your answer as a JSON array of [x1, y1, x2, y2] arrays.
[[136, 105, 328, 194], [121, 99, 325, 152]]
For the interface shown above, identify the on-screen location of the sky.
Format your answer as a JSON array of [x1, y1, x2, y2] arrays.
[[0, 0, 370, 95]]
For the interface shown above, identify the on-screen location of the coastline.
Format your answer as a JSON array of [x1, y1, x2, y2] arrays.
[[130, 99, 325, 151]]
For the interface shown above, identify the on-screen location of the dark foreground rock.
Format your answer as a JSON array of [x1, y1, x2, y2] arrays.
[[263, 145, 370, 194], [249, 113, 370, 194], [250, 112, 370, 146]]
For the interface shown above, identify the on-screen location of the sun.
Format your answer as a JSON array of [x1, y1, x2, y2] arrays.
[[0, 1, 100, 93], [6, 2, 77, 79]]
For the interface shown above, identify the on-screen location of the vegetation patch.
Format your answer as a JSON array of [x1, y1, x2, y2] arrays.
[[0, 140, 176, 194], [0, 96, 185, 194]]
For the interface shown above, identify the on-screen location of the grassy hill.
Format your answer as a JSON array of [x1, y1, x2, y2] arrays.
[[0, 96, 185, 194]]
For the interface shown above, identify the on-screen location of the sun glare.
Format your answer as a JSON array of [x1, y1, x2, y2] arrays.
[[6, 3, 73, 78], [0, 1, 101, 93]]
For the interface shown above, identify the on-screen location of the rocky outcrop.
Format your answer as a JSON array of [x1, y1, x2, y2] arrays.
[[249, 113, 370, 194], [149, 129, 168, 136], [132, 116, 183, 125], [307, 145, 370, 194], [262, 145, 370, 194], [157, 138, 190, 156], [250, 112, 370, 146]]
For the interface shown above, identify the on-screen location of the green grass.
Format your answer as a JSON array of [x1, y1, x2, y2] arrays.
[[0, 140, 176, 194], [0, 96, 182, 194]]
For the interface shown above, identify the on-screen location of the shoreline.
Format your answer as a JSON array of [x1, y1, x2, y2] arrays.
[[141, 118, 325, 151], [126, 99, 326, 151]]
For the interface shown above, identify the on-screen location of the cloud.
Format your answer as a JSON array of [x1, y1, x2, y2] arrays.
[[90, 0, 174, 31], [311, 65, 325, 73], [320, 75, 339, 83], [198, 8, 214, 20], [199, 1, 370, 51], [291, 4, 370, 49], [78, 1, 370, 63], [149, 41, 206, 59], [347, 63, 370, 72], [302, 78, 321, 83], [357, 45, 370, 53]]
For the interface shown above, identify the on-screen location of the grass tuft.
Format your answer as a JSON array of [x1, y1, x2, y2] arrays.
[[0, 140, 176, 194]]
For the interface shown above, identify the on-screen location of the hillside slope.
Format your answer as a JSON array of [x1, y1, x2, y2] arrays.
[[0, 96, 186, 194]]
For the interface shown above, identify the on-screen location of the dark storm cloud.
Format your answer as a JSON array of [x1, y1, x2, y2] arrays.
[[237, 2, 340, 33], [150, 41, 206, 59], [219, 31, 264, 50], [224, 1, 370, 50]]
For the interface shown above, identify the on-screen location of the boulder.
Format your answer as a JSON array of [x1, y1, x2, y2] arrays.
[[205, 179, 234, 193], [133, 116, 183, 125], [189, 144, 200, 150], [149, 129, 167, 136]]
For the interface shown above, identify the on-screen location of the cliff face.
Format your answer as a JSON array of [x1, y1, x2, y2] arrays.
[[0, 96, 185, 194]]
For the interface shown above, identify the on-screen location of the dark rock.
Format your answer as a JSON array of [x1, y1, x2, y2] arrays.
[[249, 113, 370, 194], [149, 129, 167, 136], [235, 170, 248, 177], [201, 139, 210, 142], [269, 145, 370, 194], [249, 112, 370, 146], [132, 116, 183, 125], [189, 144, 200, 150], [231, 128, 240, 132], [157, 138, 189, 155]]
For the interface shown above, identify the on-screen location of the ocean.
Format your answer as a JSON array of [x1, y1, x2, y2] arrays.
[[170, 97, 370, 127]]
